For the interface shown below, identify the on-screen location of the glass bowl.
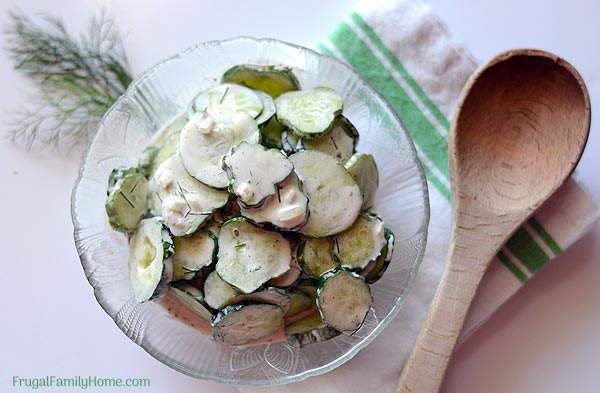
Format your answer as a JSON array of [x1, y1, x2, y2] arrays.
[[71, 37, 429, 386]]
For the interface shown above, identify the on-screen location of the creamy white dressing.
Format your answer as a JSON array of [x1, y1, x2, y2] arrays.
[[224, 142, 293, 207], [153, 155, 228, 236], [239, 173, 308, 230], [179, 111, 260, 188]]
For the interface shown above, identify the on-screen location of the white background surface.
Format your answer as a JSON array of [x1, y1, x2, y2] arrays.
[[1, 0, 599, 392]]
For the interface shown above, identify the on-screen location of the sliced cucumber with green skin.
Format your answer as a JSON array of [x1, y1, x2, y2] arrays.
[[299, 237, 340, 278], [172, 230, 217, 281], [290, 150, 362, 237], [344, 153, 379, 209], [204, 270, 240, 309], [275, 87, 343, 139], [300, 116, 358, 163], [268, 249, 302, 287], [145, 114, 188, 176], [223, 141, 293, 207], [285, 311, 340, 348], [317, 269, 372, 332], [296, 279, 319, 302], [285, 289, 313, 317], [205, 216, 222, 238], [333, 213, 387, 270], [179, 111, 260, 189], [148, 178, 163, 217], [281, 130, 301, 154], [361, 228, 395, 284], [221, 64, 300, 98], [254, 90, 276, 125], [129, 217, 174, 302], [107, 167, 139, 195], [239, 172, 309, 231], [216, 218, 292, 293], [106, 172, 148, 233], [172, 281, 205, 302], [260, 116, 285, 149], [212, 304, 284, 345], [168, 286, 213, 321], [231, 287, 290, 311], [153, 155, 229, 236], [139, 147, 159, 178], [204, 271, 240, 310], [190, 83, 263, 119], [149, 131, 181, 175]]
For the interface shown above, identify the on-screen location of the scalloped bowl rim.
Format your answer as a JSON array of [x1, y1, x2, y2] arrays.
[[71, 36, 430, 386]]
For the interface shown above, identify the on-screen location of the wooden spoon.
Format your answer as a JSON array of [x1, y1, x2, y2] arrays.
[[395, 49, 591, 393]]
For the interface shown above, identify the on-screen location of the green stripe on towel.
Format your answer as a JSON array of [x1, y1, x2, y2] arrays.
[[528, 217, 562, 255], [349, 12, 451, 131], [322, 15, 559, 281], [329, 23, 450, 180], [505, 227, 550, 273], [497, 250, 528, 283]]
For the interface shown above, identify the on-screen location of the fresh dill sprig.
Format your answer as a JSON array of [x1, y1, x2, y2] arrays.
[[4, 9, 132, 151]]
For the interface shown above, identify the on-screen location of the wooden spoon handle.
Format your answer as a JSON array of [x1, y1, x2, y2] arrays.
[[395, 230, 501, 393]]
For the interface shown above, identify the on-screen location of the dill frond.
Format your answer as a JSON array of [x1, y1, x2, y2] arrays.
[[4, 9, 132, 151]]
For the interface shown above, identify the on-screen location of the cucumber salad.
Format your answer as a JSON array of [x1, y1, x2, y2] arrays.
[[105, 64, 396, 347]]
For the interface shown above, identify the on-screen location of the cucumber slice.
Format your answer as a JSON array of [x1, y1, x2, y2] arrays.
[[129, 217, 174, 302], [205, 216, 222, 238], [168, 285, 213, 321], [179, 111, 260, 188], [275, 87, 343, 138], [172, 230, 217, 281], [221, 64, 300, 98], [139, 147, 159, 178], [299, 237, 339, 278], [362, 228, 395, 284], [317, 270, 372, 332], [260, 116, 285, 149], [172, 281, 205, 302], [153, 155, 229, 236], [285, 311, 340, 348], [190, 83, 263, 119], [239, 172, 309, 230], [344, 153, 379, 209], [232, 287, 291, 310], [300, 116, 358, 163], [203, 270, 240, 309], [268, 248, 302, 287], [223, 142, 293, 207], [334, 213, 387, 270], [107, 166, 138, 194], [150, 131, 180, 174], [105, 172, 148, 233], [296, 279, 319, 302], [216, 218, 292, 293], [212, 304, 284, 345], [146, 115, 188, 176], [254, 90, 276, 125], [285, 290, 313, 317], [281, 130, 301, 154], [290, 150, 362, 237]]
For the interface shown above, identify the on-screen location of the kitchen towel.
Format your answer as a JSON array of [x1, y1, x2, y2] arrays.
[[243, 0, 599, 392]]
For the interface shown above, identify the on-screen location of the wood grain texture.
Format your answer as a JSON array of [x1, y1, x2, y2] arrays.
[[395, 49, 591, 393]]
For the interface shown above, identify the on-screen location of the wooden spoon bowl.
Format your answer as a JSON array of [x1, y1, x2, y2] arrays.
[[396, 49, 591, 393], [454, 50, 590, 213]]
